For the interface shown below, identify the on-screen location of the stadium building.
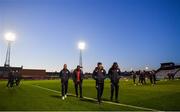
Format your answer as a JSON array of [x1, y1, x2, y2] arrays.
[[0, 66, 47, 80], [1, 62, 180, 80], [155, 62, 180, 79]]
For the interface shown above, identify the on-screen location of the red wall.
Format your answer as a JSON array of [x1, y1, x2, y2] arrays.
[[21, 69, 46, 79]]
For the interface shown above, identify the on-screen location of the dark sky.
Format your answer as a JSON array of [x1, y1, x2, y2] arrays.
[[0, 0, 180, 72]]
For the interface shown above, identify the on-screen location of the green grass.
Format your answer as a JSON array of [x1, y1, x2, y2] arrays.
[[0, 79, 180, 111]]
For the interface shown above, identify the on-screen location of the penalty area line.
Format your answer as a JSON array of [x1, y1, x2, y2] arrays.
[[31, 84, 158, 111]]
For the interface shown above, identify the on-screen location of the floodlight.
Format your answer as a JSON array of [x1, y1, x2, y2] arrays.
[[4, 32, 16, 42], [78, 42, 85, 50]]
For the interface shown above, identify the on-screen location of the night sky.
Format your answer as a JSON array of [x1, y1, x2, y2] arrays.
[[0, 0, 180, 72]]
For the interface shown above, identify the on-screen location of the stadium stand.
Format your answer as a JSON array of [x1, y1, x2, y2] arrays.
[[46, 72, 59, 79], [21, 69, 47, 79], [155, 62, 180, 79], [1, 62, 180, 80], [0, 66, 47, 80], [0, 66, 22, 79], [175, 69, 180, 78]]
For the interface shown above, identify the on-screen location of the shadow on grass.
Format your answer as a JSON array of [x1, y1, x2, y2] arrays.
[[102, 98, 121, 104], [79, 98, 98, 104], [50, 94, 117, 105], [50, 94, 76, 99], [102, 98, 111, 102], [50, 95, 61, 99]]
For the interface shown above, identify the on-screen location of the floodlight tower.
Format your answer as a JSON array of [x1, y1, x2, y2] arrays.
[[4, 32, 16, 67], [78, 42, 85, 68]]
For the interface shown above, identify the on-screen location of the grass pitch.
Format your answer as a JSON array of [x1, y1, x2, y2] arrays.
[[0, 79, 180, 111]]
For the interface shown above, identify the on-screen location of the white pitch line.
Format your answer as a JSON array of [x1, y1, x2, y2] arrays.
[[31, 84, 158, 111]]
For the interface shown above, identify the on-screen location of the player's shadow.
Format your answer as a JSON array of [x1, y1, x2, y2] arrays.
[[102, 98, 111, 102], [79, 98, 97, 104], [50, 95, 61, 99]]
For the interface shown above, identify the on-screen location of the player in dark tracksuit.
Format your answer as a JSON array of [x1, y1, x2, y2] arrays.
[[7, 70, 14, 88], [142, 71, 146, 84], [137, 70, 141, 84], [15, 70, 21, 86], [139, 71, 143, 85], [149, 70, 156, 85], [152, 70, 156, 84], [73, 65, 84, 98], [92, 62, 106, 104], [108, 62, 121, 103], [131, 71, 136, 85], [149, 71, 153, 84], [59, 64, 70, 100]]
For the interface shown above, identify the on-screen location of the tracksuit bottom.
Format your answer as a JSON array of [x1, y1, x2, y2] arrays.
[[111, 82, 119, 101], [61, 81, 68, 96], [75, 81, 83, 97], [96, 82, 104, 103]]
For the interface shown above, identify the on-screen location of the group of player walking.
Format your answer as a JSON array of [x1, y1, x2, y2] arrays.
[[131, 70, 156, 85], [6, 69, 21, 88], [59, 62, 121, 104], [6, 62, 157, 104]]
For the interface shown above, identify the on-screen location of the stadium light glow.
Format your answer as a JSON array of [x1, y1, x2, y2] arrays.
[[145, 66, 149, 70], [78, 41, 86, 68], [4, 32, 16, 42], [78, 42, 86, 50]]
